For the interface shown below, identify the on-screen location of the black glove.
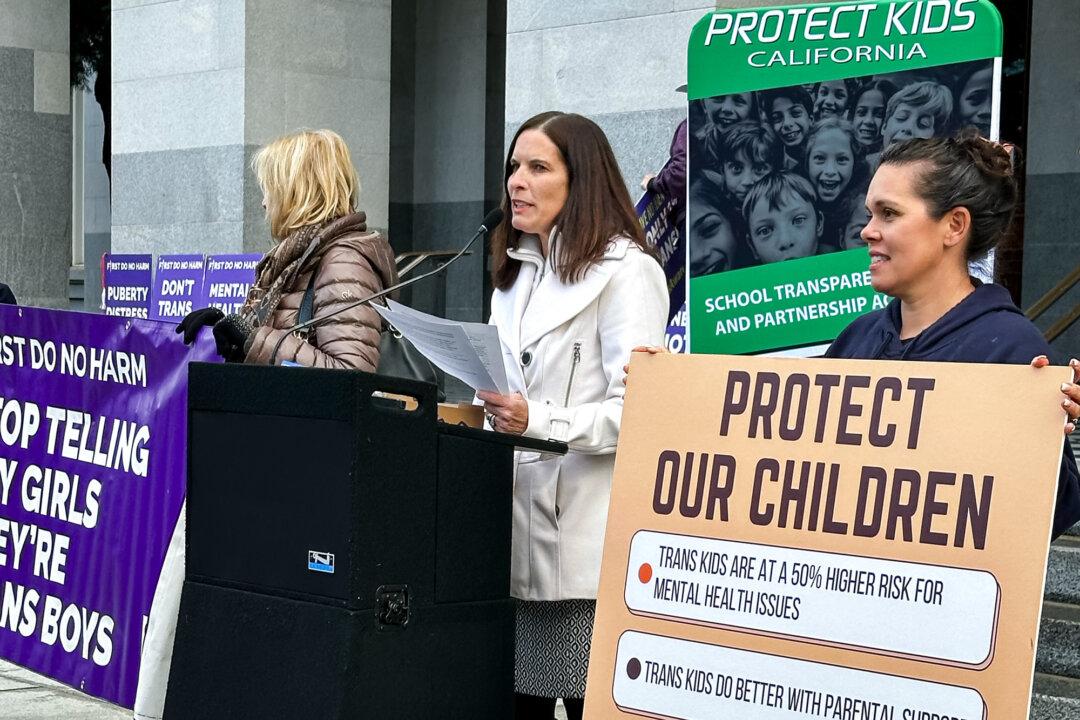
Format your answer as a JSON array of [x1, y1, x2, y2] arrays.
[[176, 307, 224, 345], [212, 314, 254, 363]]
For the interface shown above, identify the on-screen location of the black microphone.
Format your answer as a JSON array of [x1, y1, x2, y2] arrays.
[[269, 208, 504, 365]]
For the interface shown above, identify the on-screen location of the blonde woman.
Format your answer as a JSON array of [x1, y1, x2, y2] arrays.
[[177, 129, 396, 368]]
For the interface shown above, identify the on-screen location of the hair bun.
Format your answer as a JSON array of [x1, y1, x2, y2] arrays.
[[955, 128, 1016, 178]]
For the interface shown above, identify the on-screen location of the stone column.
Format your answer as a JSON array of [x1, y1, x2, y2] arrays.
[[408, 0, 494, 322], [504, 0, 806, 203], [111, 0, 391, 258], [242, 0, 392, 250], [1022, 0, 1080, 355], [0, 0, 71, 308]]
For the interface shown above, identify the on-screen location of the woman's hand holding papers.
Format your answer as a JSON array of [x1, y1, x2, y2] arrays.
[[477, 390, 529, 435]]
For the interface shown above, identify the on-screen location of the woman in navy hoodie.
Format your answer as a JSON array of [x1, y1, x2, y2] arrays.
[[826, 131, 1080, 538]]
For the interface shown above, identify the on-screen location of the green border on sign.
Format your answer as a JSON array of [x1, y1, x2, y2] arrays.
[[685, 0, 1003, 355], [688, 0, 1002, 99], [690, 247, 891, 355]]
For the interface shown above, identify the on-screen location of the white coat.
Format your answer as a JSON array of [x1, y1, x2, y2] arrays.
[[489, 232, 667, 601]]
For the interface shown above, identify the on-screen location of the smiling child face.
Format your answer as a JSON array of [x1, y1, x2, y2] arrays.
[[960, 66, 992, 136], [807, 127, 855, 203], [689, 182, 739, 276], [814, 80, 849, 119], [852, 89, 886, 147], [768, 97, 810, 149], [703, 93, 754, 128]]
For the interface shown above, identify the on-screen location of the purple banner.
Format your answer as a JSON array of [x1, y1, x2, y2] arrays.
[[0, 305, 218, 708], [103, 254, 152, 320], [202, 254, 261, 314], [665, 302, 687, 354], [636, 189, 685, 326], [151, 255, 205, 323]]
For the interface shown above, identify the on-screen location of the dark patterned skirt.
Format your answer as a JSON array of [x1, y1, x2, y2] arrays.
[[514, 599, 597, 698]]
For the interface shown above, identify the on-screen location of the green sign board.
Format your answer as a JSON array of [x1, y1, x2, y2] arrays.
[[686, 0, 1003, 355]]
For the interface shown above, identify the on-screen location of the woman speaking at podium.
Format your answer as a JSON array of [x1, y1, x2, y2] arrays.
[[177, 128, 396, 368], [477, 112, 668, 719]]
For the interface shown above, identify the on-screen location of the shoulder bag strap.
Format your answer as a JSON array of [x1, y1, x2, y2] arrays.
[[295, 269, 318, 339]]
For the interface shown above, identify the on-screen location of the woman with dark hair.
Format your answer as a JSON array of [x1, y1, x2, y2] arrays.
[[851, 79, 899, 153], [476, 111, 667, 719], [630, 133, 1080, 537], [827, 132, 1080, 538]]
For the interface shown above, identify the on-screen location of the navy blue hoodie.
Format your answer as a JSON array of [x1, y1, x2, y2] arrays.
[[827, 281, 1080, 538]]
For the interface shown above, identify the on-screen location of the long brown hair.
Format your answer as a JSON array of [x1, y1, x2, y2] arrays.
[[490, 112, 649, 290]]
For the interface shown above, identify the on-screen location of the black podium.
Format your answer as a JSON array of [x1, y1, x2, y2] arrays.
[[164, 363, 565, 719]]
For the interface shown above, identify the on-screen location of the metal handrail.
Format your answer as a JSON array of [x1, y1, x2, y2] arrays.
[[1026, 263, 1080, 321], [1024, 262, 1080, 343], [1043, 304, 1080, 344]]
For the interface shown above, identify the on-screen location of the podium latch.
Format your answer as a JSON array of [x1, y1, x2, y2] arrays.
[[375, 585, 410, 629]]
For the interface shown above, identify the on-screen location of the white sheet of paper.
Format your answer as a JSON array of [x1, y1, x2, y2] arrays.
[[385, 299, 513, 388], [374, 302, 510, 394]]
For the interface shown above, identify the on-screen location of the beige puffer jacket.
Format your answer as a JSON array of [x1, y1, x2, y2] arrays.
[[244, 213, 397, 370]]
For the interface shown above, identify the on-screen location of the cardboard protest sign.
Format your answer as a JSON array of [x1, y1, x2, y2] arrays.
[[585, 352, 1068, 719], [103, 254, 152, 320], [0, 305, 218, 707], [637, 183, 686, 329], [685, 1, 1002, 355], [637, 188, 688, 353], [202, 254, 261, 314], [150, 254, 206, 322]]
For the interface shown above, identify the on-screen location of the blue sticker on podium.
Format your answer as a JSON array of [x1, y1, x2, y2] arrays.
[[307, 551, 335, 574]]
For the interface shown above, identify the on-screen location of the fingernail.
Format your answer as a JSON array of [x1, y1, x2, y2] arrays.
[[1063, 383, 1072, 392]]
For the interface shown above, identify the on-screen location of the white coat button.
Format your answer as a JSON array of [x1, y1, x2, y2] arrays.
[[520, 350, 532, 366]]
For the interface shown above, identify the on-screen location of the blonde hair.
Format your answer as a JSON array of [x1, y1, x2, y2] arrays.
[[251, 129, 361, 240]]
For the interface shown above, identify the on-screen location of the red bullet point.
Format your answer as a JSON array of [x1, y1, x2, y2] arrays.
[[638, 563, 653, 583]]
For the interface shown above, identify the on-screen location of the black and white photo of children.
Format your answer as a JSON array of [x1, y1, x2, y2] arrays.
[[687, 58, 995, 278]]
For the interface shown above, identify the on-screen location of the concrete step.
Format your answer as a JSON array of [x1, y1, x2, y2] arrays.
[[1031, 673, 1080, 719], [1047, 536, 1080, 605], [1037, 602, 1080, 680]]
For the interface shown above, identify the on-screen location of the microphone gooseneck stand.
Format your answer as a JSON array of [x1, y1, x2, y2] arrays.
[[267, 208, 505, 366]]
